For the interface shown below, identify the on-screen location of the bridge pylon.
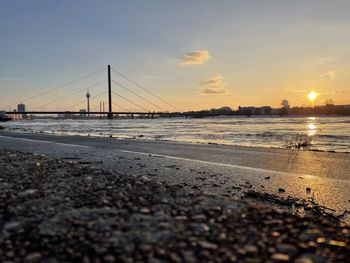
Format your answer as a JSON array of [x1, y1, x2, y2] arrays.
[[107, 65, 113, 119]]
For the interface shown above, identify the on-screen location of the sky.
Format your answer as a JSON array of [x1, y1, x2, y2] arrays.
[[0, 0, 350, 112]]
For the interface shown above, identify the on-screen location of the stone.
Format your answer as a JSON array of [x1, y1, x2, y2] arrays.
[[271, 253, 290, 261], [295, 257, 314, 263], [19, 189, 38, 197], [3, 221, 21, 231], [24, 252, 42, 263], [276, 244, 298, 256], [278, 188, 286, 193], [192, 214, 206, 221], [245, 245, 258, 254], [140, 208, 151, 214], [198, 241, 218, 250]]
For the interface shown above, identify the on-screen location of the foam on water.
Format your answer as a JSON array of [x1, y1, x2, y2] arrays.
[[4, 116, 350, 152]]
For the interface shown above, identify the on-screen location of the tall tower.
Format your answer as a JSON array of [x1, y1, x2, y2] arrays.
[[86, 91, 91, 117]]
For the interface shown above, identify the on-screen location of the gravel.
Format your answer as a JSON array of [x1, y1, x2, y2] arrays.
[[0, 149, 349, 262]]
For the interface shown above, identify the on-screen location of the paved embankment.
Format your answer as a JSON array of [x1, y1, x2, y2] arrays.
[[0, 131, 349, 220]]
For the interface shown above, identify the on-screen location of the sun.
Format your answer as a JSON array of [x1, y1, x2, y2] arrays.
[[307, 91, 319, 102]]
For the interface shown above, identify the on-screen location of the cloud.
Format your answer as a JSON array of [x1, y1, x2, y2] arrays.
[[199, 75, 229, 95], [181, 49, 210, 65], [319, 70, 339, 81]]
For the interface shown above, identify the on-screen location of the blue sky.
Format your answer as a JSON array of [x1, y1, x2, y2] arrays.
[[1, 0, 350, 111]]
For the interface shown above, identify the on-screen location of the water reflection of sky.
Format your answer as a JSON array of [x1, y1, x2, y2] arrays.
[[4, 116, 350, 152]]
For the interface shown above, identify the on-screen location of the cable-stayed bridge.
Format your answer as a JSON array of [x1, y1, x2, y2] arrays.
[[3, 65, 187, 119]]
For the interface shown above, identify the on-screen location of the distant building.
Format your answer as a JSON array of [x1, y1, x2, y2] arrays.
[[17, 103, 25, 113], [58, 111, 73, 118], [260, 106, 272, 115], [17, 103, 27, 119], [238, 106, 256, 116], [210, 106, 233, 115], [237, 106, 274, 116], [79, 109, 87, 117]]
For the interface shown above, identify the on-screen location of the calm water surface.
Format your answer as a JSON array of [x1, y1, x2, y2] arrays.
[[4, 116, 350, 152]]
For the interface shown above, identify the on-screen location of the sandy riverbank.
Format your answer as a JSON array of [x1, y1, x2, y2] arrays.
[[0, 149, 349, 262]]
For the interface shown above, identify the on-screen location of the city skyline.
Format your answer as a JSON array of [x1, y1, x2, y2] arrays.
[[1, 1, 350, 111]]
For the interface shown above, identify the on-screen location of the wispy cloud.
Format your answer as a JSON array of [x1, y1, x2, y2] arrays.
[[181, 49, 210, 65], [199, 75, 229, 95], [319, 70, 339, 81]]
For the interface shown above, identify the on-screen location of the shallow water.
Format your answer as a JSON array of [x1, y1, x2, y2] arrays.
[[4, 116, 350, 152]]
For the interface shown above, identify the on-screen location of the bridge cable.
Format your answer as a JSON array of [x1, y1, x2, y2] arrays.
[[111, 91, 149, 112], [66, 90, 106, 111], [111, 80, 165, 112], [111, 68, 181, 112], [112, 102, 130, 112], [33, 79, 107, 110], [7, 67, 106, 109]]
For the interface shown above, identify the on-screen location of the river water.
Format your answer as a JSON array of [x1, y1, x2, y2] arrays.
[[3, 116, 350, 152]]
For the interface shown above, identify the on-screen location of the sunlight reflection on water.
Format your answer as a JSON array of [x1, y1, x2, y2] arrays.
[[307, 117, 318, 136], [4, 116, 350, 152]]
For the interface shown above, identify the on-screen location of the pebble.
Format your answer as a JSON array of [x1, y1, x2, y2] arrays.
[[140, 208, 151, 214], [0, 149, 348, 263], [278, 188, 286, 193], [3, 221, 21, 231], [19, 188, 38, 197], [198, 241, 218, 250], [295, 257, 314, 263], [245, 245, 258, 254], [192, 214, 207, 221], [276, 243, 298, 257], [271, 253, 290, 261], [24, 252, 42, 263]]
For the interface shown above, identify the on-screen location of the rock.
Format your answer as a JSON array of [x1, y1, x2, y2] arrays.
[[169, 252, 182, 263], [192, 214, 207, 221], [278, 188, 286, 193], [182, 251, 196, 263], [0, 149, 348, 262], [271, 253, 290, 261], [38, 220, 68, 236], [198, 241, 218, 250], [299, 230, 322, 242], [19, 188, 38, 197], [175, 215, 187, 221], [24, 252, 42, 263], [328, 239, 347, 247], [276, 244, 298, 257], [295, 257, 314, 263], [245, 245, 258, 254], [140, 208, 151, 214], [3, 221, 21, 232]]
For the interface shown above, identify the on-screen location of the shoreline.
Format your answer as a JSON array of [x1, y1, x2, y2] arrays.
[[3, 128, 350, 155], [0, 149, 349, 262], [2, 114, 350, 154]]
